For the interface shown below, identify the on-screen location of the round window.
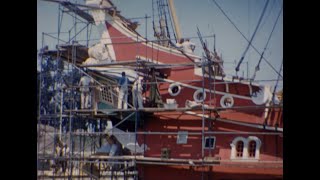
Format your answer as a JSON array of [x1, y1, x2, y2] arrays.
[[220, 95, 234, 108], [168, 83, 181, 96], [193, 89, 206, 103]]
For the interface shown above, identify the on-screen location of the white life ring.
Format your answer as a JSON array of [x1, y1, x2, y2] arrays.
[[193, 89, 206, 103], [251, 86, 272, 105], [168, 83, 181, 96], [220, 95, 234, 108]]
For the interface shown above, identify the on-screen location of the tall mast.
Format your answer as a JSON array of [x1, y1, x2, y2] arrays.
[[167, 0, 182, 42]]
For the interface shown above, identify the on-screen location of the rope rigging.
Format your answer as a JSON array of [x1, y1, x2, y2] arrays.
[[251, 4, 283, 80], [235, 0, 269, 73], [210, 0, 282, 79], [271, 59, 283, 103]]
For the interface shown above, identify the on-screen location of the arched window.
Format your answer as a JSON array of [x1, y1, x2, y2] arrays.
[[230, 136, 261, 160], [248, 140, 257, 157], [247, 136, 261, 159], [230, 137, 247, 159], [236, 141, 244, 157]]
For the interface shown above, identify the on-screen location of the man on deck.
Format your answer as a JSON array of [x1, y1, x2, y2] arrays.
[[79, 72, 94, 109], [117, 72, 129, 109], [182, 38, 196, 54], [132, 76, 144, 109]]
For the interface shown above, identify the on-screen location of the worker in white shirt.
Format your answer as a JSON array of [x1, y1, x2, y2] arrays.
[[79, 73, 94, 109], [181, 38, 195, 54], [117, 72, 129, 109], [132, 76, 144, 109]]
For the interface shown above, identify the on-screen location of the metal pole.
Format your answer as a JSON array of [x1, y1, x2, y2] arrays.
[[247, 61, 249, 79], [87, 22, 89, 47], [201, 60, 205, 158], [59, 90, 63, 139], [37, 32, 45, 179], [67, 131, 282, 136]]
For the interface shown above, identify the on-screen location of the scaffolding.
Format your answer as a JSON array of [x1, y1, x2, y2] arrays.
[[37, 1, 283, 179]]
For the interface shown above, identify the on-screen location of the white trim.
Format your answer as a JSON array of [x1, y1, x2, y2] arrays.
[[248, 84, 253, 96], [231, 137, 248, 146], [230, 137, 247, 159], [156, 77, 252, 100], [230, 136, 262, 160], [193, 89, 206, 103], [194, 67, 261, 87], [216, 117, 283, 132], [220, 95, 234, 108], [106, 15, 201, 59], [183, 111, 283, 132], [247, 136, 262, 160], [101, 30, 116, 60], [168, 83, 181, 97]]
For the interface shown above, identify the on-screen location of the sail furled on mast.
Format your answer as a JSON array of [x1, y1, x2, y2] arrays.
[[167, 0, 181, 42]]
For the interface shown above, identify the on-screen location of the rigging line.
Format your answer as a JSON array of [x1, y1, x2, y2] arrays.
[[211, 0, 283, 79], [158, 0, 162, 19], [235, 0, 269, 73], [69, 34, 215, 42], [58, 5, 64, 40], [263, 58, 283, 126], [152, 0, 156, 32], [259, 0, 276, 30], [252, 3, 283, 80], [88, 23, 93, 46], [68, 23, 90, 44], [158, 0, 162, 22], [162, 0, 171, 39], [272, 59, 283, 101]]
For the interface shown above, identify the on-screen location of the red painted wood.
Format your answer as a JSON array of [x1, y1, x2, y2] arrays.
[[105, 21, 283, 179]]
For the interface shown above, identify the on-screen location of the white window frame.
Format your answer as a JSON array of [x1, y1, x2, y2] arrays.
[[203, 136, 216, 149], [230, 136, 261, 161], [247, 136, 261, 160], [230, 137, 247, 159]]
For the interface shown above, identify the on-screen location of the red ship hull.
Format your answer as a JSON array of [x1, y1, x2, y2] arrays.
[[102, 18, 283, 179]]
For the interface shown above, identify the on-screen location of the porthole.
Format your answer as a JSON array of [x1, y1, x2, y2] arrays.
[[168, 83, 181, 96], [220, 95, 234, 108], [193, 89, 206, 103]]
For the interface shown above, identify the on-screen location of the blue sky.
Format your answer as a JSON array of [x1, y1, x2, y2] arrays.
[[37, 0, 283, 90]]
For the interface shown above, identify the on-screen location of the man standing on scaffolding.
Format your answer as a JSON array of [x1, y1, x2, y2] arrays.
[[79, 71, 94, 109], [132, 75, 144, 109], [117, 72, 129, 109]]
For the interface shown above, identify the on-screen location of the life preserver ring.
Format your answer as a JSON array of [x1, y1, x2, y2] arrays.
[[193, 89, 206, 103], [220, 95, 234, 108], [168, 83, 181, 96], [251, 86, 272, 105]]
